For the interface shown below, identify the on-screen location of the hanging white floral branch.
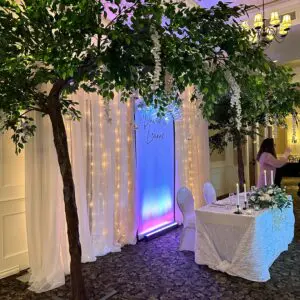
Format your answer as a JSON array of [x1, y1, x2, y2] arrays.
[[264, 98, 270, 128], [150, 27, 162, 91], [104, 99, 112, 123], [292, 113, 297, 143], [0, 110, 7, 132], [225, 71, 242, 130]]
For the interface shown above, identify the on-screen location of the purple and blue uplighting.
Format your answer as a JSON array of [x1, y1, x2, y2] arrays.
[[135, 105, 175, 237]]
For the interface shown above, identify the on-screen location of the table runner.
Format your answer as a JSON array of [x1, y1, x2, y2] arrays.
[[195, 197, 294, 281]]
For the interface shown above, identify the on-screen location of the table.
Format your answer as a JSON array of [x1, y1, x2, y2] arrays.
[[195, 197, 294, 282]]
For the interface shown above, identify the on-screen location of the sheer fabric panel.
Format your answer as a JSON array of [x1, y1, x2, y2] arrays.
[[175, 86, 210, 216], [25, 91, 136, 292]]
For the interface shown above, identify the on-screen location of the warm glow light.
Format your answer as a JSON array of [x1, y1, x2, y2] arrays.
[[254, 13, 263, 29], [270, 12, 280, 26], [266, 28, 274, 41], [241, 21, 250, 31], [279, 24, 288, 36], [281, 14, 292, 29], [249, 32, 258, 44]]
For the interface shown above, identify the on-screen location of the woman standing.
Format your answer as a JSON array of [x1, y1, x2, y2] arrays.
[[257, 138, 291, 187]]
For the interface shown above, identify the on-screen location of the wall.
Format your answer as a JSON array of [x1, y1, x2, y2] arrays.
[[210, 144, 238, 196], [277, 61, 300, 156], [209, 0, 300, 192], [0, 132, 28, 279], [210, 142, 250, 197]]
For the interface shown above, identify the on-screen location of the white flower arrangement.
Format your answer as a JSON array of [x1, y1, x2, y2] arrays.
[[248, 185, 292, 211], [150, 27, 161, 92], [224, 71, 241, 130]]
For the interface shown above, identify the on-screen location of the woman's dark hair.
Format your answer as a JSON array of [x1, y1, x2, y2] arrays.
[[257, 138, 277, 161]]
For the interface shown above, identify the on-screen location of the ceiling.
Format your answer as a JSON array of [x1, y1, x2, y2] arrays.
[[266, 24, 300, 64], [196, 0, 300, 64], [197, 0, 281, 8]]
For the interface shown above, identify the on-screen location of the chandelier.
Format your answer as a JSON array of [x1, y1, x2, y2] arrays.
[[241, 0, 292, 44]]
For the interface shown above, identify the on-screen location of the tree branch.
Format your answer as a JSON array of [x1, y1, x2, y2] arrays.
[[104, 0, 139, 29]]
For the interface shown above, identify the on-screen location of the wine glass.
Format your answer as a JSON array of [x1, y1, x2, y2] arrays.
[[254, 204, 260, 211]]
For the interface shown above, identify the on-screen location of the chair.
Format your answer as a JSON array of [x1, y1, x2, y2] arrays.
[[176, 187, 195, 252], [203, 182, 216, 205]]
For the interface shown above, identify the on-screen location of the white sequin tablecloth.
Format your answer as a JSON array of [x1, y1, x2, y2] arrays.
[[195, 197, 294, 282]]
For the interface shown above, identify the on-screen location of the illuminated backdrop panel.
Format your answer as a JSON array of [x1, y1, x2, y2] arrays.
[[135, 109, 175, 236]]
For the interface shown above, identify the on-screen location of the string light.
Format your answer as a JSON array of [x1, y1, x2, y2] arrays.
[[86, 96, 95, 234], [126, 98, 135, 243], [98, 94, 109, 245], [114, 98, 121, 243], [187, 89, 194, 193]]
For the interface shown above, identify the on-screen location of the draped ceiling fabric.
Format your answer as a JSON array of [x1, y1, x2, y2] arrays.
[[175, 87, 210, 216], [25, 90, 137, 292], [25, 86, 210, 292]]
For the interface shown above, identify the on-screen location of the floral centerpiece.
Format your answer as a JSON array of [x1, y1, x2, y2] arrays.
[[248, 185, 292, 211]]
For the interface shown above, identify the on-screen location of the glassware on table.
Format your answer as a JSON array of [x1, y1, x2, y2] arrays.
[[254, 204, 260, 211]]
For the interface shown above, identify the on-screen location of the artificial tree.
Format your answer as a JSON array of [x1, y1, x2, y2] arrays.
[[208, 62, 300, 187], [0, 0, 265, 298]]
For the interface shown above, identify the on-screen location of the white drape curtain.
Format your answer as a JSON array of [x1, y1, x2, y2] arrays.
[[175, 86, 210, 217], [25, 90, 136, 292], [25, 85, 209, 292]]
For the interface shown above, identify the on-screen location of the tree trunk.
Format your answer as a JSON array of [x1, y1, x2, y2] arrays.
[[48, 82, 87, 300], [236, 138, 245, 190]]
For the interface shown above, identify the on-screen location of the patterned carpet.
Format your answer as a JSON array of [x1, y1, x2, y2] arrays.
[[1, 179, 300, 300]]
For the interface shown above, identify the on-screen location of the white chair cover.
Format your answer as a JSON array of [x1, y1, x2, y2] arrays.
[[176, 187, 195, 251], [203, 182, 216, 205]]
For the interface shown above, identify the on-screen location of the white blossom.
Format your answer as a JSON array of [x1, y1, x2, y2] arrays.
[[150, 28, 162, 91], [225, 71, 242, 130], [0, 110, 7, 132], [104, 99, 112, 123]]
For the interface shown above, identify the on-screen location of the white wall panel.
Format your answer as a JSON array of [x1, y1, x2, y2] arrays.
[[0, 132, 28, 279]]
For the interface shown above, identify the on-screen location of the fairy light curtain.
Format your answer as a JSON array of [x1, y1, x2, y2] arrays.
[[74, 90, 137, 251], [25, 85, 210, 292], [175, 86, 210, 216], [25, 89, 136, 292]]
